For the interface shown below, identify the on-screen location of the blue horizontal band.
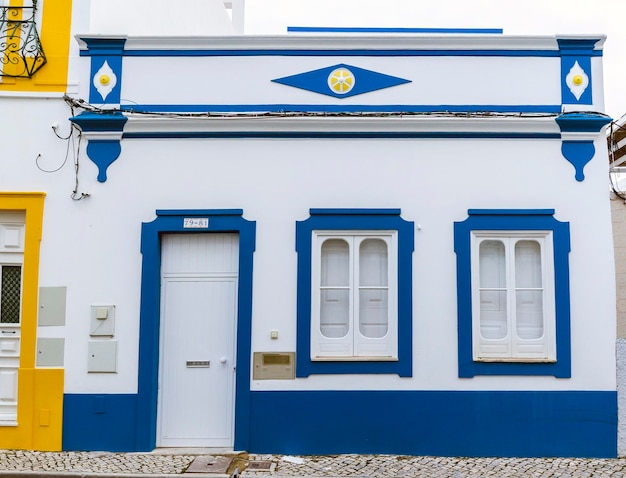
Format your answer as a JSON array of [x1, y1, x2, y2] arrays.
[[80, 49, 602, 58], [120, 104, 562, 114], [123, 132, 561, 140], [287, 27, 504, 34]]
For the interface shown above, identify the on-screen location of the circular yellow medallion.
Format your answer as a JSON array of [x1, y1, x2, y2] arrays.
[[99, 74, 110, 85], [328, 68, 355, 94], [572, 74, 584, 86]]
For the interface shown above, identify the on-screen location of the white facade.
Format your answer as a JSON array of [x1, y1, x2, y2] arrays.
[[0, 0, 617, 456]]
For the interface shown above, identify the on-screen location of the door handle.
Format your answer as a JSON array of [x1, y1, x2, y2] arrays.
[[219, 357, 227, 364]]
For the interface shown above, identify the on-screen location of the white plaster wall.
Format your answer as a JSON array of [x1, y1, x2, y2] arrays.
[[1, 96, 615, 394], [118, 55, 561, 108]]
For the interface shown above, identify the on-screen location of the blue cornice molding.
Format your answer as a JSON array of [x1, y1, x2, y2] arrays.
[[557, 38, 603, 56], [70, 111, 128, 132], [78, 37, 127, 56], [70, 111, 128, 183], [555, 112, 612, 133]]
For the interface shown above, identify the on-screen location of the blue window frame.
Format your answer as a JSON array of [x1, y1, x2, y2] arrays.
[[454, 209, 571, 378], [296, 209, 414, 377]]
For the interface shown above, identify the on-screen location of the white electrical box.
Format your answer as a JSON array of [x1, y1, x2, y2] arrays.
[[88, 340, 117, 373], [90, 305, 115, 336]]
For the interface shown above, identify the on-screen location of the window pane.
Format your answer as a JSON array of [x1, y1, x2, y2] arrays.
[[515, 240, 542, 288], [359, 239, 388, 286], [516, 290, 544, 339], [479, 290, 507, 339], [320, 289, 349, 338], [321, 239, 349, 287], [359, 289, 388, 338], [479, 240, 505, 288], [1, 265, 21, 324]]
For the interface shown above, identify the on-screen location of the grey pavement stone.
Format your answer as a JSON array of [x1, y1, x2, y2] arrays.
[[4, 450, 626, 477]]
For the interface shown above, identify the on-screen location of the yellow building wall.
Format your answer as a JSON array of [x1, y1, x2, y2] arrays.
[[0, 193, 63, 451], [0, 0, 73, 92]]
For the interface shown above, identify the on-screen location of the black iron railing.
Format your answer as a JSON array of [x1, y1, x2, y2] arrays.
[[0, 2, 45, 78]]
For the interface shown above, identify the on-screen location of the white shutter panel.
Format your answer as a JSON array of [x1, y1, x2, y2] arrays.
[[354, 235, 397, 358], [474, 238, 511, 359], [312, 235, 353, 358], [512, 238, 550, 359]]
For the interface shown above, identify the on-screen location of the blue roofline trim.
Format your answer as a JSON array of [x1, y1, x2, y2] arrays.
[[287, 26, 504, 34], [80, 49, 602, 58], [454, 209, 571, 378], [120, 104, 563, 114]]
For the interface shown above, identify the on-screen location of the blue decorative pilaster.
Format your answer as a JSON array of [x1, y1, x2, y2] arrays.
[[555, 112, 612, 182], [557, 37, 602, 109], [79, 37, 127, 107], [70, 111, 128, 182]]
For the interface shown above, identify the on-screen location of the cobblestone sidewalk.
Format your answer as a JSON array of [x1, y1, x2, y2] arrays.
[[2, 450, 626, 477]]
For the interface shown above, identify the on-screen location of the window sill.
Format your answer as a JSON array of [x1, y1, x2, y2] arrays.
[[475, 358, 557, 364], [312, 356, 399, 362]]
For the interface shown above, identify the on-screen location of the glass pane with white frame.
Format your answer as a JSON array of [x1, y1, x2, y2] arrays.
[[320, 239, 350, 338], [358, 238, 388, 339], [514, 240, 544, 340], [478, 240, 507, 340]]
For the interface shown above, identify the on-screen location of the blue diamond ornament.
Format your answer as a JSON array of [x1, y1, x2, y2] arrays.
[[272, 63, 411, 99]]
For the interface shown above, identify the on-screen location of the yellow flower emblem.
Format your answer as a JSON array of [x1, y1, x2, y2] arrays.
[[327, 68, 355, 94]]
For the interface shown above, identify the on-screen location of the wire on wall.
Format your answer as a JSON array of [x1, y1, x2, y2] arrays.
[[41, 100, 90, 200]]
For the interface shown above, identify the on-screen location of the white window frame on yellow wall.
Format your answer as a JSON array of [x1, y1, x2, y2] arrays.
[[311, 230, 398, 361], [470, 230, 556, 363]]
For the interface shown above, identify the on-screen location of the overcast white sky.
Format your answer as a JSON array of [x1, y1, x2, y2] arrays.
[[244, 0, 626, 119]]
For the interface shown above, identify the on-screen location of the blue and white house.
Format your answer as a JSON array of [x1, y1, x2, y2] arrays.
[[1, 0, 618, 457]]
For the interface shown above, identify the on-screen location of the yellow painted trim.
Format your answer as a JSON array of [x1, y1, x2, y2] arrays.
[[0, 192, 63, 451], [0, 0, 73, 93]]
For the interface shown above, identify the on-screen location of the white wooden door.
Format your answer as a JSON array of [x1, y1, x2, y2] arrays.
[[0, 213, 25, 426], [157, 234, 238, 447]]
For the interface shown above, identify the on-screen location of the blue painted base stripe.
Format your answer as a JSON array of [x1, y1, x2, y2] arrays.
[[63, 394, 138, 452], [120, 104, 562, 114], [249, 391, 617, 457]]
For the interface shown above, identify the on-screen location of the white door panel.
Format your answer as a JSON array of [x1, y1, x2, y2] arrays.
[[158, 234, 238, 447]]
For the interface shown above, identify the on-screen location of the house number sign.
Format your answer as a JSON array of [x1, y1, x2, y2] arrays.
[[183, 218, 209, 229]]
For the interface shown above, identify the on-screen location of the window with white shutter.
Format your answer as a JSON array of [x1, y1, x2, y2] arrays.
[[311, 232, 397, 360], [471, 232, 555, 362], [295, 209, 414, 377], [454, 209, 571, 378]]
